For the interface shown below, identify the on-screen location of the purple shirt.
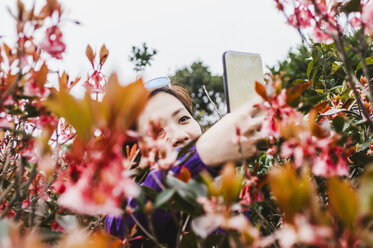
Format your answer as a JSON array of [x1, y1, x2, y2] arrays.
[[105, 144, 217, 246]]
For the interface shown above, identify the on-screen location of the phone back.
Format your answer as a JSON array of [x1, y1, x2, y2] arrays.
[[223, 51, 264, 112]]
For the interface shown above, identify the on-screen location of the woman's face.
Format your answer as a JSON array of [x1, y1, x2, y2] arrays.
[[138, 92, 202, 148]]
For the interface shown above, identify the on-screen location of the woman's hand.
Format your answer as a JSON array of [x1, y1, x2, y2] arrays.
[[196, 100, 266, 166]]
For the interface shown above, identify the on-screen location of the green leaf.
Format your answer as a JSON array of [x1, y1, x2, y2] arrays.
[[342, 0, 361, 14], [328, 177, 359, 229], [177, 139, 198, 159], [46, 90, 94, 141], [359, 165, 373, 216], [140, 185, 158, 200], [331, 62, 342, 75], [307, 60, 314, 79], [154, 189, 175, 208], [355, 57, 373, 73], [321, 108, 347, 116], [180, 232, 198, 248], [332, 116, 345, 133]]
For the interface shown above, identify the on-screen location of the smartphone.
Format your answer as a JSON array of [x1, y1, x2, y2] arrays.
[[222, 51, 264, 113]]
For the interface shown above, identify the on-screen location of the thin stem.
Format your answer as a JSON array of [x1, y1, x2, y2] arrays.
[[202, 85, 222, 119], [150, 170, 166, 191], [0, 180, 15, 204], [252, 203, 276, 233], [129, 212, 163, 247]]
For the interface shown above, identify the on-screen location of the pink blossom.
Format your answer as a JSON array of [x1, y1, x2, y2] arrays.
[[39, 26, 66, 59], [350, 15, 362, 28], [288, 7, 313, 28], [84, 71, 105, 94], [362, 1, 373, 34], [259, 89, 301, 139], [274, 215, 333, 248], [138, 121, 177, 170], [3, 95, 14, 106], [311, 26, 334, 44], [23, 79, 50, 98], [58, 167, 139, 216], [0, 117, 12, 129], [312, 138, 349, 177]]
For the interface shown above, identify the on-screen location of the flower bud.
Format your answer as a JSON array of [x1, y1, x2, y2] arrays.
[[145, 201, 153, 213]]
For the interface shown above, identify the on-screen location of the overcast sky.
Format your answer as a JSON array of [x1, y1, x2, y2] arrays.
[[0, 0, 302, 84]]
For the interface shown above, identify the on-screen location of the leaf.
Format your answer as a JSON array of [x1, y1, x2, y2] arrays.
[[35, 63, 48, 87], [221, 162, 242, 204], [307, 60, 313, 79], [99, 75, 148, 132], [177, 166, 192, 183], [321, 108, 347, 116], [314, 101, 329, 112], [255, 81, 267, 100], [358, 165, 373, 216], [331, 62, 342, 75], [177, 138, 198, 159], [85, 45, 95, 67], [332, 116, 345, 133], [140, 185, 158, 200], [355, 57, 373, 73], [286, 81, 312, 104], [45, 90, 94, 141], [70, 76, 81, 88], [342, 0, 361, 14], [99, 44, 109, 66], [58, 71, 68, 90], [269, 164, 313, 222], [154, 189, 175, 208], [328, 177, 359, 228]]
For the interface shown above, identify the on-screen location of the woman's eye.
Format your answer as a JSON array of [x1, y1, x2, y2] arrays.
[[178, 115, 190, 124]]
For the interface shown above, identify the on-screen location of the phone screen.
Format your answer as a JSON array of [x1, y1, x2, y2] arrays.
[[223, 51, 264, 113]]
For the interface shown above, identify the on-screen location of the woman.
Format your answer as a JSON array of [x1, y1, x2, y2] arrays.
[[105, 78, 265, 246]]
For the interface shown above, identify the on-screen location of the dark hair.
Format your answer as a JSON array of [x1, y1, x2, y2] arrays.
[[149, 85, 193, 115]]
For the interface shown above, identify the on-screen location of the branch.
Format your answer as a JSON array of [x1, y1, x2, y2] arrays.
[[202, 85, 222, 119]]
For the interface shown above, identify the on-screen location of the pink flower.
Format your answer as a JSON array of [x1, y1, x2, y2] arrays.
[[312, 138, 349, 177], [362, 1, 373, 34], [274, 215, 333, 248], [311, 26, 334, 44], [260, 89, 301, 139], [3, 95, 14, 106], [0, 117, 12, 129], [58, 166, 139, 216], [39, 26, 66, 59], [350, 15, 362, 28], [288, 7, 313, 28], [23, 79, 50, 98], [84, 71, 105, 94]]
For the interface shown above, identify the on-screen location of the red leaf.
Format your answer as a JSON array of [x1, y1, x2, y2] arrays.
[[99, 44, 109, 67], [177, 166, 191, 183], [255, 81, 267, 100], [286, 81, 312, 104], [86, 45, 95, 67]]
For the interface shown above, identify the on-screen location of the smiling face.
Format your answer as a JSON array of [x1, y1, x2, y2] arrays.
[[138, 92, 202, 148]]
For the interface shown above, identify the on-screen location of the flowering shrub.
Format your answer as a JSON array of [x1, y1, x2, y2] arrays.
[[0, 0, 373, 247]]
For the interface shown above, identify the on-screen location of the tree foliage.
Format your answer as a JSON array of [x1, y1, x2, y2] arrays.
[[170, 61, 224, 126]]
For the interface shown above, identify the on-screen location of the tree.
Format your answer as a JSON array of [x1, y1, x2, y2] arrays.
[[129, 42, 157, 74], [170, 61, 224, 127]]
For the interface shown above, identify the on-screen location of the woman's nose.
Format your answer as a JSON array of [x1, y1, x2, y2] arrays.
[[165, 125, 189, 147]]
